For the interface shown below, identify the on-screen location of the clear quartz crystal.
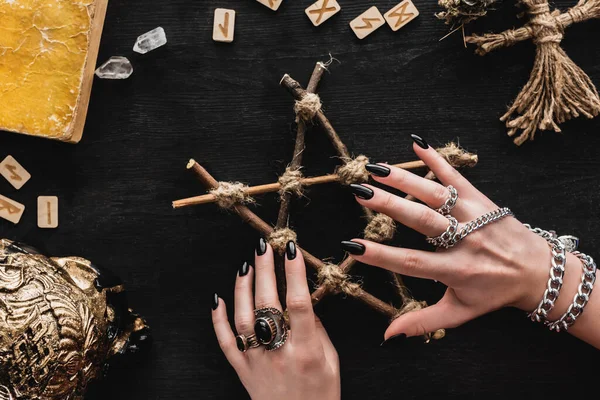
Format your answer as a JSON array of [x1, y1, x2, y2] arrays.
[[133, 27, 167, 54], [95, 56, 133, 79]]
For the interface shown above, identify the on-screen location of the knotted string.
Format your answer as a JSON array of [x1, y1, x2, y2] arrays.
[[294, 93, 322, 123], [391, 277, 447, 341], [278, 167, 304, 200], [436, 142, 479, 167], [317, 263, 362, 296], [364, 214, 396, 242], [210, 182, 255, 209], [268, 228, 298, 255], [335, 155, 370, 185]]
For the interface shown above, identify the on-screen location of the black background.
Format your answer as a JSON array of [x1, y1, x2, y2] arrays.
[[1, 0, 599, 399]]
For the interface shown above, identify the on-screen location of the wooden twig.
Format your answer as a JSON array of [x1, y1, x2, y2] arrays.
[[280, 74, 351, 159], [311, 170, 438, 305], [275, 62, 327, 305], [172, 160, 427, 208], [186, 159, 399, 318], [276, 62, 327, 229], [280, 74, 377, 221]]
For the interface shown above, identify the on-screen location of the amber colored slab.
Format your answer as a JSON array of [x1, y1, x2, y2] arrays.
[[0, 0, 108, 143]]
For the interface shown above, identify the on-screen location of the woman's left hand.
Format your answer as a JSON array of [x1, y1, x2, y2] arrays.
[[212, 240, 341, 400]]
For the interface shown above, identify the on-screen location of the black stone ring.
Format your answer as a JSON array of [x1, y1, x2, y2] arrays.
[[254, 307, 288, 351], [235, 333, 260, 353]]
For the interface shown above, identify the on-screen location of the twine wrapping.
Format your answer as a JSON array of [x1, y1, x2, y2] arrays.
[[317, 263, 362, 296], [436, 142, 478, 168], [294, 93, 322, 122], [335, 155, 370, 185], [278, 167, 304, 199], [466, 0, 600, 145], [209, 182, 255, 209], [364, 213, 396, 242], [268, 228, 298, 255], [391, 282, 447, 341]]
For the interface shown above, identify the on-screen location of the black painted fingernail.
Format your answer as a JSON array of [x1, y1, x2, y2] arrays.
[[257, 237, 267, 256], [411, 134, 429, 149], [380, 334, 407, 347], [366, 164, 391, 177], [350, 184, 374, 200], [239, 262, 250, 277], [212, 293, 219, 310], [341, 241, 366, 255], [286, 241, 297, 260]]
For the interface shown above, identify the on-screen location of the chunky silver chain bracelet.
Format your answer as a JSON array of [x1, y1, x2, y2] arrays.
[[546, 252, 596, 332], [526, 225, 567, 324], [526, 224, 597, 331]]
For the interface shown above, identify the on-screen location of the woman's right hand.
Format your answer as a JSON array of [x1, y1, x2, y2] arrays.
[[344, 135, 600, 349], [212, 239, 340, 400]]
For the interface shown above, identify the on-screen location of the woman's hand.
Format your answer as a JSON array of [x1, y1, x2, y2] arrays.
[[212, 239, 340, 400], [342, 135, 594, 345]]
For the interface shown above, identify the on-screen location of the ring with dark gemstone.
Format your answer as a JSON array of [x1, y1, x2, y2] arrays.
[[253, 307, 288, 351], [254, 318, 277, 345], [235, 333, 260, 353]]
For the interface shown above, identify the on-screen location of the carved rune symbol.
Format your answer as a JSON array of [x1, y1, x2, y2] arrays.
[[46, 201, 52, 225], [0, 198, 20, 215], [356, 17, 380, 29], [219, 12, 230, 37], [309, 0, 337, 24], [4, 164, 21, 181], [389, 2, 414, 28]]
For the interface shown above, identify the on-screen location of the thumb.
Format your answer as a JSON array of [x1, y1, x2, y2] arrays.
[[385, 299, 472, 340]]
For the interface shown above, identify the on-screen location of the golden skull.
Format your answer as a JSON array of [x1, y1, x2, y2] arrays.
[[0, 239, 149, 400]]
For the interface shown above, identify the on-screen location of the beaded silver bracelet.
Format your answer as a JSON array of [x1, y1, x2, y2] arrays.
[[546, 252, 597, 332]]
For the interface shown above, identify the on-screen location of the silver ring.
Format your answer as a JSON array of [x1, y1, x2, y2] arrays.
[[254, 307, 289, 351], [425, 215, 459, 248], [235, 333, 261, 352], [436, 185, 458, 215]]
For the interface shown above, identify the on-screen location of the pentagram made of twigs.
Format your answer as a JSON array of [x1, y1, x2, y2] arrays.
[[174, 59, 479, 342]]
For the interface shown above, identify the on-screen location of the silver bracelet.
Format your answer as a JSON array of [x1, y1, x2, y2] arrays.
[[526, 225, 567, 323], [546, 252, 596, 332]]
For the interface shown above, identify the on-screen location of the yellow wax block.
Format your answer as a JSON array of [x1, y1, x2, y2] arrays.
[[0, 0, 108, 143]]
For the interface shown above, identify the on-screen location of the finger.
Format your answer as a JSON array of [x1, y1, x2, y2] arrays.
[[342, 239, 455, 283], [368, 163, 463, 215], [212, 295, 248, 370], [314, 315, 338, 367], [234, 262, 255, 334], [254, 238, 282, 310], [352, 184, 450, 237], [384, 293, 473, 340], [285, 241, 320, 347], [411, 136, 472, 192]]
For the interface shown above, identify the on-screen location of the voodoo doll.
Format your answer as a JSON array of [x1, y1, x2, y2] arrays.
[[467, 0, 600, 145]]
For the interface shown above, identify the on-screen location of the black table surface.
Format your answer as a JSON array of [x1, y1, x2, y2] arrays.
[[1, 0, 600, 399]]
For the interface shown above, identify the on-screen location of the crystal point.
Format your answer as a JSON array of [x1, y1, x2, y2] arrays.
[[95, 56, 133, 79], [133, 27, 167, 54]]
